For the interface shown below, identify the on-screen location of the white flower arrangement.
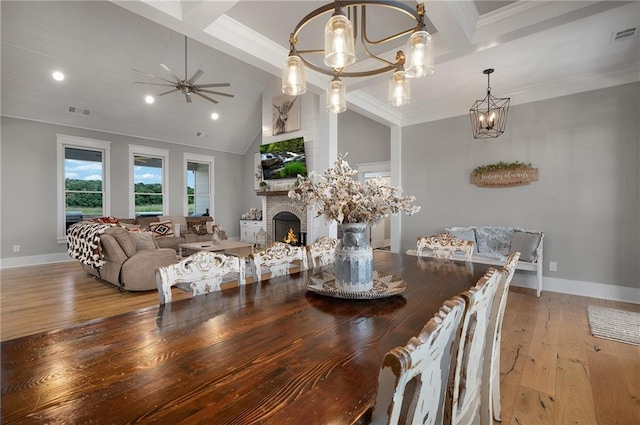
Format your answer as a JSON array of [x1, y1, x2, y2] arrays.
[[288, 154, 421, 225]]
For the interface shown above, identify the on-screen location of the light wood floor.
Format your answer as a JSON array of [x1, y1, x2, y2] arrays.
[[1, 261, 639, 424]]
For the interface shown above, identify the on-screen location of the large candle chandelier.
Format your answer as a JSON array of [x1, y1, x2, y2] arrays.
[[282, 1, 434, 113]]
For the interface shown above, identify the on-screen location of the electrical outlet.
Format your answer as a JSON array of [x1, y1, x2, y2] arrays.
[[13, 245, 20, 253], [549, 261, 557, 272]]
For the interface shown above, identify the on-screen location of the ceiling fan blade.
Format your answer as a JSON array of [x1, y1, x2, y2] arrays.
[[196, 83, 231, 88], [159, 63, 182, 83], [199, 89, 235, 98], [132, 68, 175, 84], [193, 91, 219, 104], [185, 92, 193, 103], [158, 89, 179, 96], [188, 69, 204, 85], [133, 82, 176, 87]]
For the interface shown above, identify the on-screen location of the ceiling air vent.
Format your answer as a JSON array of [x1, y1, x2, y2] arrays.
[[68, 106, 90, 116], [610, 27, 637, 44]]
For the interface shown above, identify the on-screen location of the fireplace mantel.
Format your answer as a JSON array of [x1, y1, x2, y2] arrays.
[[256, 189, 300, 196]]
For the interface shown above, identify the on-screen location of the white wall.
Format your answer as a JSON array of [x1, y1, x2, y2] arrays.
[[400, 82, 639, 290], [1, 117, 246, 265]]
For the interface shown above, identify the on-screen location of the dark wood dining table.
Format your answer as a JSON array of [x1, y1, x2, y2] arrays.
[[1, 252, 492, 424]]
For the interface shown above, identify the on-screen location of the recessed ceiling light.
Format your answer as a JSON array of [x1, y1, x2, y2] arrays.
[[211, 112, 219, 120], [52, 71, 65, 81], [145, 95, 155, 104]]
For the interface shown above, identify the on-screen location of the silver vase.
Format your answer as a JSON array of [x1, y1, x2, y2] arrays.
[[334, 222, 373, 292]]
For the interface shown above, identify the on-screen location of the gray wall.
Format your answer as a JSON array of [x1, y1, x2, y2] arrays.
[[1, 116, 245, 260], [338, 109, 391, 164], [401, 82, 639, 288]]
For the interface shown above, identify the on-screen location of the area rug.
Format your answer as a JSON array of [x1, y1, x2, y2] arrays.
[[587, 305, 640, 346]]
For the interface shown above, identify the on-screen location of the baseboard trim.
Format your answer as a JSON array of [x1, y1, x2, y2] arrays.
[[1, 253, 73, 269], [512, 273, 639, 304]]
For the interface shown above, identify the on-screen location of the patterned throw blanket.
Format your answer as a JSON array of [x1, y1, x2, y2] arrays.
[[67, 221, 113, 268]]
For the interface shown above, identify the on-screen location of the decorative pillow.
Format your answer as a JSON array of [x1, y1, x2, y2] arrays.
[[120, 223, 143, 232], [475, 226, 521, 260], [131, 232, 158, 250], [510, 231, 542, 262], [149, 220, 174, 238], [105, 226, 137, 257], [92, 216, 120, 226], [446, 227, 478, 254], [160, 215, 187, 232], [186, 217, 210, 236]]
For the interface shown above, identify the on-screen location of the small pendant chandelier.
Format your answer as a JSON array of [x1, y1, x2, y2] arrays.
[[469, 68, 510, 139]]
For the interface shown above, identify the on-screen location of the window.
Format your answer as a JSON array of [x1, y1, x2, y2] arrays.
[[184, 153, 215, 217], [129, 145, 169, 217], [57, 135, 111, 243]]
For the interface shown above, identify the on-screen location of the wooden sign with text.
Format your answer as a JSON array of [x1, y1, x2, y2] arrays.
[[471, 167, 538, 188]]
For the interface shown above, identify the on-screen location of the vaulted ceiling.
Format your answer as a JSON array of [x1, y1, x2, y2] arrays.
[[2, 1, 638, 154]]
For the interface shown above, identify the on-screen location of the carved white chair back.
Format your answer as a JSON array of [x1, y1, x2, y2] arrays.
[[371, 297, 466, 425], [249, 241, 308, 281], [156, 251, 246, 304], [417, 233, 474, 261], [485, 252, 520, 422], [448, 267, 503, 425], [307, 236, 338, 268]]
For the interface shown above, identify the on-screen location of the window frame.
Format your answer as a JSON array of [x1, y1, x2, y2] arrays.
[[56, 134, 111, 244], [183, 153, 215, 217], [129, 145, 169, 218]]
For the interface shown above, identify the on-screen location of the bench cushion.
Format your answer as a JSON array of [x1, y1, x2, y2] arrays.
[[510, 231, 542, 262]]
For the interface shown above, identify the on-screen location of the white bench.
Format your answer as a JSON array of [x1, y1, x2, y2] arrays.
[[407, 227, 544, 297]]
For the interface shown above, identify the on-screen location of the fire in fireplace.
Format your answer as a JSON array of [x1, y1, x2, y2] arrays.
[[273, 211, 301, 245]]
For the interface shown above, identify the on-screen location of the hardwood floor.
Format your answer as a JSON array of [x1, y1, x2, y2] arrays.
[[1, 261, 639, 424]]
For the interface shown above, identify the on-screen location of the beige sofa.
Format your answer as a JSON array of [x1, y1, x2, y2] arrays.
[[81, 226, 176, 291]]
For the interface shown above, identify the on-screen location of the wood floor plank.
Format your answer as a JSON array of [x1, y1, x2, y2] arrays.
[[554, 358, 598, 424], [520, 291, 560, 396], [587, 349, 638, 425], [510, 385, 555, 425]]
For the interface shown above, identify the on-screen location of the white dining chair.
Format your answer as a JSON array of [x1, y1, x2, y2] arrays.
[[370, 296, 467, 425], [448, 267, 503, 425], [485, 252, 521, 423], [249, 241, 308, 281], [417, 233, 474, 261], [156, 251, 246, 304], [306, 236, 338, 268]]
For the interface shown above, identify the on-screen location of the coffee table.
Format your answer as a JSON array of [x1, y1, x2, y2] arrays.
[[177, 240, 254, 258]]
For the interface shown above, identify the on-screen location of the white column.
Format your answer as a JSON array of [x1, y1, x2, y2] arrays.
[[390, 125, 402, 253], [309, 94, 339, 242]]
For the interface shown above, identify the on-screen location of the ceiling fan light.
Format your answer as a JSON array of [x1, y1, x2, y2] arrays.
[[324, 12, 356, 69], [282, 55, 307, 96], [388, 70, 410, 106], [405, 30, 433, 78], [326, 78, 346, 113]]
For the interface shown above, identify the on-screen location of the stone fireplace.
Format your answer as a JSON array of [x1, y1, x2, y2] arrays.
[[263, 194, 307, 245]]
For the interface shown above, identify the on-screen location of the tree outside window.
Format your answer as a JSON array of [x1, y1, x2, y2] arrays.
[[134, 155, 164, 216]]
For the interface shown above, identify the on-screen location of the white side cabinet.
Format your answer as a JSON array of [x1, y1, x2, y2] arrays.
[[239, 220, 264, 244]]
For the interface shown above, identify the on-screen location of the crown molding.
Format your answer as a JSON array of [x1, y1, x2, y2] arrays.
[[474, 0, 599, 43], [347, 91, 403, 127]]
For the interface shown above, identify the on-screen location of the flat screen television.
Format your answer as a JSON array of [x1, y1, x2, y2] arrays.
[[260, 137, 307, 180]]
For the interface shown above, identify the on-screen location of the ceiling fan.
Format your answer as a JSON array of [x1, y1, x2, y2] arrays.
[[133, 35, 234, 105]]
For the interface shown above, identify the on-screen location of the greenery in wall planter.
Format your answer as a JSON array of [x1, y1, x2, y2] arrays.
[[259, 181, 269, 190], [472, 161, 531, 177]]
